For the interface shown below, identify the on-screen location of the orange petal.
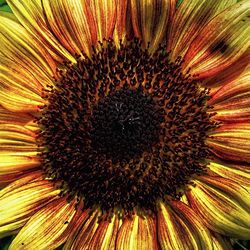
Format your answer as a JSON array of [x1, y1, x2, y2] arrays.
[[187, 176, 250, 239], [41, 0, 97, 57], [88, 215, 119, 250], [0, 124, 38, 155], [6, 0, 75, 63], [0, 105, 33, 125], [183, 0, 250, 80], [88, 0, 118, 42], [201, 51, 249, 92], [65, 210, 100, 250], [208, 161, 250, 191], [130, 0, 176, 52], [0, 13, 55, 112], [0, 12, 56, 76], [0, 123, 40, 183], [0, 172, 60, 238], [117, 214, 158, 250], [157, 201, 213, 250], [9, 197, 76, 250], [209, 73, 250, 122], [113, 0, 129, 45], [168, 0, 237, 59], [211, 232, 233, 250], [62, 208, 93, 249], [207, 122, 250, 162]]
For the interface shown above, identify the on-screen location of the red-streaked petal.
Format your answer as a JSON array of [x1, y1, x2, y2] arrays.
[[0, 57, 47, 113], [157, 202, 213, 249], [0, 105, 33, 125], [168, 0, 237, 59], [9, 198, 76, 250], [0, 123, 40, 184], [183, 0, 250, 80], [88, 0, 118, 42], [65, 210, 100, 250], [209, 73, 250, 122], [0, 124, 38, 156], [187, 176, 250, 239], [211, 232, 233, 250], [62, 208, 93, 249], [0, 172, 60, 238], [0, 12, 55, 112], [207, 122, 250, 162], [208, 161, 250, 191], [88, 215, 119, 250], [0, 12, 55, 76], [130, 0, 176, 52], [117, 214, 158, 250], [113, 0, 129, 44], [201, 51, 249, 92], [41, 0, 96, 57], [6, 0, 75, 63]]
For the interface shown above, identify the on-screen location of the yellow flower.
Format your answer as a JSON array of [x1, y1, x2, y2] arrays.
[[0, 0, 250, 249]]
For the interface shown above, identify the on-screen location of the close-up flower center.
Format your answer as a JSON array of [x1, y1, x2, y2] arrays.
[[37, 38, 218, 217]]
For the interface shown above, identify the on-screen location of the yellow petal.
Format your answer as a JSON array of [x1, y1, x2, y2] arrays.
[[157, 201, 213, 250], [63, 208, 93, 250], [117, 214, 158, 250], [201, 51, 249, 92], [6, 0, 75, 63], [130, 0, 176, 53], [0, 13, 55, 112], [88, 0, 118, 43], [9, 197, 76, 250], [187, 176, 250, 239], [0, 123, 40, 183], [0, 172, 59, 238], [88, 215, 119, 250], [41, 0, 94, 57], [211, 232, 233, 250], [0, 124, 38, 156], [208, 161, 250, 191], [113, 0, 129, 45], [0, 105, 33, 125], [207, 122, 250, 162], [209, 73, 250, 122], [66, 210, 100, 250], [168, 0, 237, 59], [183, 0, 250, 80]]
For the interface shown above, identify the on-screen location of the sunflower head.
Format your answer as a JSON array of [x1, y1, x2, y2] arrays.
[[0, 0, 249, 249]]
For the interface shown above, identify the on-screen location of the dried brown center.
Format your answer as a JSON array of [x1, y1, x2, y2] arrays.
[[37, 38, 217, 218]]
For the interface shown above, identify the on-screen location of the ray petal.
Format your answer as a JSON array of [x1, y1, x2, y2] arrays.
[[208, 161, 250, 191], [117, 214, 158, 250], [207, 122, 250, 162], [130, 0, 176, 52], [0, 172, 60, 238], [157, 202, 213, 250], [209, 73, 250, 122], [88, 215, 119, 250], [187, 176, 250, 239], [9, 197, 76, 250], [168, 0, 237, 59], [6, 0, 75, 62], [183, 0, 250, 80]]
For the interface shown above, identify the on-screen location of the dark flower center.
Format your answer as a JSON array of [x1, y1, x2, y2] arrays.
[[90, 87, 163, 162], [37, 38, 218, 218]]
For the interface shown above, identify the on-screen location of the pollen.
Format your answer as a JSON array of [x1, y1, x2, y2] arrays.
[[37, 38, 219, 218]]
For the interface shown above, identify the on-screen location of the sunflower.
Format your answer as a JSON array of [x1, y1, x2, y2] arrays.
[[0, 0, 250, 249]]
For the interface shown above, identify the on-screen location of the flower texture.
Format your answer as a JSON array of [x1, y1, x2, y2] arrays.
[[0, 0, 250, 249]]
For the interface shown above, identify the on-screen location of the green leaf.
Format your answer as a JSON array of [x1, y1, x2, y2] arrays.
[[0, 236, 13, 250], [0, 1, 12, 13]]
